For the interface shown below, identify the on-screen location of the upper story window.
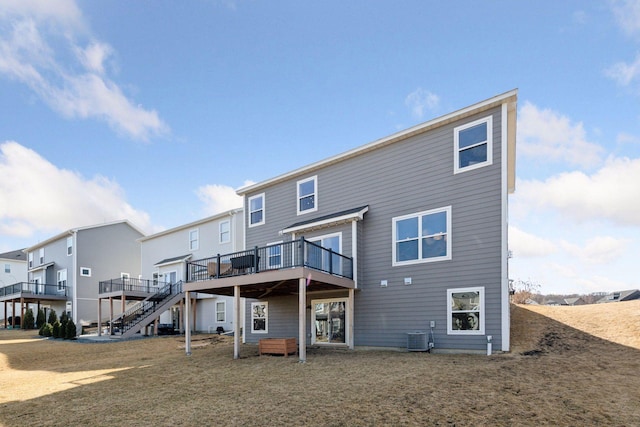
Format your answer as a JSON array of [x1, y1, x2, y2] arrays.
[[39, 248, 45, 265], [392, 206, 451, 266], [80, 267, 92, 277], [297, 176, 317, 215], [248, 193, 265, 227], [454, 116, 493, 174], [4, 264, 9, 273], [219, 220, 231, 244], [447, 287, 484, 335], [28, 252, 33, 268], [189, 229, 199, 251], [57, 269, 67, 291], [67, 236, 73, 256]]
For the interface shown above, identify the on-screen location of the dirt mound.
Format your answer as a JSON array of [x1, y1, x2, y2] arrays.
[[510, 300, 640, 355]]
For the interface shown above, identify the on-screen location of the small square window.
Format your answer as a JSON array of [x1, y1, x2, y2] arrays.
[[454, 116, 493, 173], [248, 193, 265, 227], [80, 267, 92, 277], [297, 176, 317, 215]]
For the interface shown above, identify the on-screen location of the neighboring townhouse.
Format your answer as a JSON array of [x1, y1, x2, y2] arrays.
[[597, 289, 640, 303], [138, 209, 243, 333], [185, 90, 517, 360], [0, 249, 28, 324], [15, 221, 144, 331]]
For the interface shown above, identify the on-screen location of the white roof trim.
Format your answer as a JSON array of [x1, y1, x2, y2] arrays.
[[238, 89, 518, 195], [281, 206, 369, 235], [139, 208, 242, 242]]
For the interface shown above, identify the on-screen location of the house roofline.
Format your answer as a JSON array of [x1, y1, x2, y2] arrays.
[[138, 208, 243, 242], [237, 89, 518, 195], [23, 219, 146, 252]]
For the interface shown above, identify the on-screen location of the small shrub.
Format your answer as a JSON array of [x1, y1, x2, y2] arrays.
[[36, 309, 46, 329], [65, 319, 77, 340], [47, 309, 58, 325], [22, 309, 35, 330], [39, 323, 53, 337], [52, 321, 61, 339]]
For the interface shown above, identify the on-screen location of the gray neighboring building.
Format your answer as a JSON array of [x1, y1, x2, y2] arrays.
[[597, 289, 640, 303], [0, 249, 28, 323], [18, 221, 144, 329], [139, 209, 243, 333], [185, 90, 517, 358]]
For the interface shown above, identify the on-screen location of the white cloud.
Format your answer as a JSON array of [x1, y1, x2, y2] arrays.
[[610, 0, 640, 37], [606, 53, 640, 87], [560, 235, 630, 265], [196, 183, 246, 216], [405, 88, 439, 119], [0, 1, 169, 141], [516, 156, 640, 226], [0, 141, 152, 237], [518, 102, 603, 168], [509, 226, 558, 257]]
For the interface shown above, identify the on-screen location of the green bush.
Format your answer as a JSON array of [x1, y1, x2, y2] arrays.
[[22, 308, 35, 330], [65, 319, 77, 340], [39, 323, 53, 337], [59, 312, 68, 339], [47, 309, 58, 325], [52, 321, 61, 339], [36, 309, 46, 329]]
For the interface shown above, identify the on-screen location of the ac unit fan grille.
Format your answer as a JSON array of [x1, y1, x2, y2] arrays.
[[407, 332, 427, 351]]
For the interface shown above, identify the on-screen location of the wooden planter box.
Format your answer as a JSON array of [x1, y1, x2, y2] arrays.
[[259, 338, 297, 357]]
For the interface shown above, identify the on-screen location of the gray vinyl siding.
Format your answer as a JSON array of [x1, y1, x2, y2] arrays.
[[245, 107, 506, 351]]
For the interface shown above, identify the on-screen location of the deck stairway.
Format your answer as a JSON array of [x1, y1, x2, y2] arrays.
[[109, 281, 184, 339]]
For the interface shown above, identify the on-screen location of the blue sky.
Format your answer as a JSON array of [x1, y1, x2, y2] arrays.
[[1, 0, 640, 295]]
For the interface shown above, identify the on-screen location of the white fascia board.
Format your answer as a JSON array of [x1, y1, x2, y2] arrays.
[[281, 206, 369, 235]]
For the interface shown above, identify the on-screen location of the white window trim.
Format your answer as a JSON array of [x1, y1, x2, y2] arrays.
[[216, 301, 226, 323], [248, 193, 265, 227], [39, 248, 45, 265], [28, 252, 33, 269], [66, 236, 73, 256], [189, 228, 199, 251], [251, 301, 268, 334], [80, 267, 92, 277], [57, 269, 67, 291], [267, 240, 283, 269], [392, 206, 452, 266], [447, 286, 485, 335], [219, 220, 231, 244], [454, 116, 493, 174], [4, 263, 10, 273], [297, 175, 318, 215]]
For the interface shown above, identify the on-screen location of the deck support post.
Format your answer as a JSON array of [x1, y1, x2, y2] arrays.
[[97, 297, 102, 336], [185, 291, 191, 356], [348, 288, 355, 349], [298, 277, 306, 363], [234, 285, 241, 359]]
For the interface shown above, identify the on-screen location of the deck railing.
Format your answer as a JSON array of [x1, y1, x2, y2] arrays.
[[187, 237, 353, 282], [0, 282, 66, 298], [98, 277, 168, 294]]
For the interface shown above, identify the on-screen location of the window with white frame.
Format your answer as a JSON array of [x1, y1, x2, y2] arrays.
[[251, 302, 268, 333], [80, 267, 91, 277], [267, 241, 282, 269], [28, 252, 33, 268], [66, 236, 73, 256], [219, 220, 230, 243], [454, 116, 493, 173], [297, 176, 317, 215], [39, 248, 45, 265], [392, 206, 451, 266], [216, 301, 226, 323], [248, 193, 265, 227], [57, 269, 67, 291], [447, 287, 484, 335], [4, 264, 9, 273], [189, 229, 199, 251]]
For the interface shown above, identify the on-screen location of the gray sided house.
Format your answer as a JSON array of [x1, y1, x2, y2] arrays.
[[0, 249, 28, 324], [185, 90, 517, 359], [138, 209, 243, 333], [12, 221, 144, 330]]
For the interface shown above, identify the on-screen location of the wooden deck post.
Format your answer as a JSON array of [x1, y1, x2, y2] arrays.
[[234, 285, 241, 359], [299, 277, 306, 362], [185, 291, 191, 356]]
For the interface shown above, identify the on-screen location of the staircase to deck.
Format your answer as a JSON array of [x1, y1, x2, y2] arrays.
[[110, 281, 184, 339]]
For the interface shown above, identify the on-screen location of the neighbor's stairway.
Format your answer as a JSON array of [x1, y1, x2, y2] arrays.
[[110, 281, 184, 339]]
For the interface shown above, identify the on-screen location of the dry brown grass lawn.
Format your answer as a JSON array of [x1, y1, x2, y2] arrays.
[[1, 301, 639, 426]]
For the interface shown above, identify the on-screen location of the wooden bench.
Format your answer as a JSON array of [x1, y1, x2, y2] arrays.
[[259, 338, 297, 357]]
